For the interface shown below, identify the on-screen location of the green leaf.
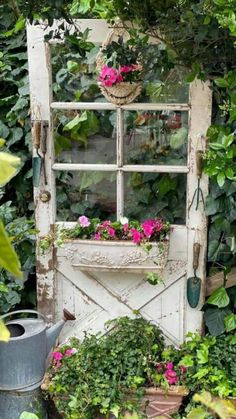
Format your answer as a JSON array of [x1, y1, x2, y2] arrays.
[[217, 172, 225, 187], [207, 286, 230, 308], [63, 111, 88, 131], [20, 413, 39, 419], [187, 407, 208, 419], [204, 307, 230, 336], [0, 220, 22, 278], [215, 78, 229, 88], [0, 152, 21, 186], [0, 320, 10, 342], [224, 313, 236, 332]]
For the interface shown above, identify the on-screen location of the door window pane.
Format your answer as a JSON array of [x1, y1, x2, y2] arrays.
[[124, 111, 188, 166], [124, 172, 186, 224], [56, 171, 116, 221], [53, 110, 116, 164]]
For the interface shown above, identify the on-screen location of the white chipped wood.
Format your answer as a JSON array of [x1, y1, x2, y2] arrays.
[[27, 24, 56, 322], [27, 19, 212, 342]]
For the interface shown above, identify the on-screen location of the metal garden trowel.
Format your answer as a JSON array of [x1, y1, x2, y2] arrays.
[[187, 242, 201, 308]]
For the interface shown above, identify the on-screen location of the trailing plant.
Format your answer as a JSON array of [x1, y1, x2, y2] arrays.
[[44, 316, 187, 418], [176, 331, 236, 398]]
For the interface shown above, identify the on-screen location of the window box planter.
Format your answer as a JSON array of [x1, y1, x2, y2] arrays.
[[61, 239, 169, 273]]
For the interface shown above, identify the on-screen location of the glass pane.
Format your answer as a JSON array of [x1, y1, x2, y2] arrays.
[[124, 172, 186, 224], [124, 111, 188, 165], [51, 43, 104, 102], [56, 171, 116, 221], [53, 110, 116, 164], [51, 42, 188, 104]]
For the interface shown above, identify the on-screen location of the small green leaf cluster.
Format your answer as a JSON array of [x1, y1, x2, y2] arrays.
[[46, 317, 165, 418], [177, 332, 236, 398]]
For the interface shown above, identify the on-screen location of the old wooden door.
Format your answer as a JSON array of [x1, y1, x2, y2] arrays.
[[27, 20, 212, 345]]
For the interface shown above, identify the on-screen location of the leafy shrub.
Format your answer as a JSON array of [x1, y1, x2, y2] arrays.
[[46, 316, 165, 418]]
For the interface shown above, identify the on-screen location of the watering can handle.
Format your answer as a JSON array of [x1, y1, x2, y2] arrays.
[[0, 309, 47, 322]]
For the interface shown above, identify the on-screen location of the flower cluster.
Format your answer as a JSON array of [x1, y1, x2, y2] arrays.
[[155, 361, 187, 386], [73, 215, 170, 245], [52, 348, 77, 369], [98, 64, 141, 87]]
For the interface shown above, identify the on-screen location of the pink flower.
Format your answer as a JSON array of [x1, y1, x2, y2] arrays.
[[65, 349, 74, 357], [154, 220, 163, 232], [101, 220, 111, 228], [79, 216, 90, 228], [55, 361, 62, 368], [142, 220, 155, 238], [123, 223, 129, 233], [130, 228, 142, 244], [165, 369, 178, 385], [52, 351, 63, 361], [98, 65, 123, 87], [94, 232, 101, 240], [108, 227, 116, 237], [166, 362, 174, 370], [120, 65, 133, 73]]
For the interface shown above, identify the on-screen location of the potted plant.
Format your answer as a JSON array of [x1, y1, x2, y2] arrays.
[[51, 216, 170, 277], [42, 316, 188, 418], [96, 27, 148, 105]]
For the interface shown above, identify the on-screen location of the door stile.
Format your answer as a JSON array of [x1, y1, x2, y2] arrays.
[[185, 79, 212, 334], [27, 24, 56, 322]]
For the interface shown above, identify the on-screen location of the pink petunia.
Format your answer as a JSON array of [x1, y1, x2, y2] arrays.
[[65, 349, 73, 357], [142, 220, 155, 238], [166, 362, 174, 370], [108, 227, 116, 237], [94, 232, 101, 240], [79, 216, 90, 228], [165, 369, 178, 385], [130, 228, 142, 244], [123, 223, 129, 234], [98, 65, 122, 87], [52, 351, 63, 361]]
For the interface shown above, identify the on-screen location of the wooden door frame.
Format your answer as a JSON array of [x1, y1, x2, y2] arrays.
[[27, 19, 212, 335]]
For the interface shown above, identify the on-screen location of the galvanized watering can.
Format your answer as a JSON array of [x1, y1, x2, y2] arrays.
[[0, 309, 75, 391]]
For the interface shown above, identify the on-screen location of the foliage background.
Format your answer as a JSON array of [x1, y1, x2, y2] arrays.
[[0, 0, 236, 315]]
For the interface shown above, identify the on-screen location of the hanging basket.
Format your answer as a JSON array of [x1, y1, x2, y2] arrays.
[[96, 24, 143, 105], [98, 81, 142, 106]]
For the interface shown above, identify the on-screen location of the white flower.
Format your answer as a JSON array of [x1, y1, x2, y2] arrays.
[[119, 216, 129, 225]]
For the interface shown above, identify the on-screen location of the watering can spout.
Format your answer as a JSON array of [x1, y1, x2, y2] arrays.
[[46, 309, 75, 355]]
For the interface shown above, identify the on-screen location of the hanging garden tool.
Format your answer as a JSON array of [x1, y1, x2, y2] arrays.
[[41, 121, 48, 185], [32, 121, 42, 187], [189, 150, 204, 211], [187, 241, 201, 308]]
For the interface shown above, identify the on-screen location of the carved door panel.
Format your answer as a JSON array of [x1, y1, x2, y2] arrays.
[[27, 20, 212, 344]]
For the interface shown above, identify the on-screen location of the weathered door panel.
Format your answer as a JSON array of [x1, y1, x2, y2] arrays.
[[27, 20, 212, 343]]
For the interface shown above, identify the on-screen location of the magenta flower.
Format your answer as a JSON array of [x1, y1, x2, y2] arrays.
[[165, 369, 178, 385], [120, 65, 133, 73], [166, 362, 174, 370], [52, 351, 63, 361], [79, 216, 90, 228], [108, 227, 116, 237], [102, 220, 111, 228], [130, 228, 142, 244], [94, 232, 101, 240], [98, 65, 123, 87], [123, 223, 129, 234], [155, 220, 163, 232], [142, 220, 155, 238]]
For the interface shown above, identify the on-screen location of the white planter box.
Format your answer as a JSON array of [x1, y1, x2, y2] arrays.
[[60, 240, 169, 273]]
